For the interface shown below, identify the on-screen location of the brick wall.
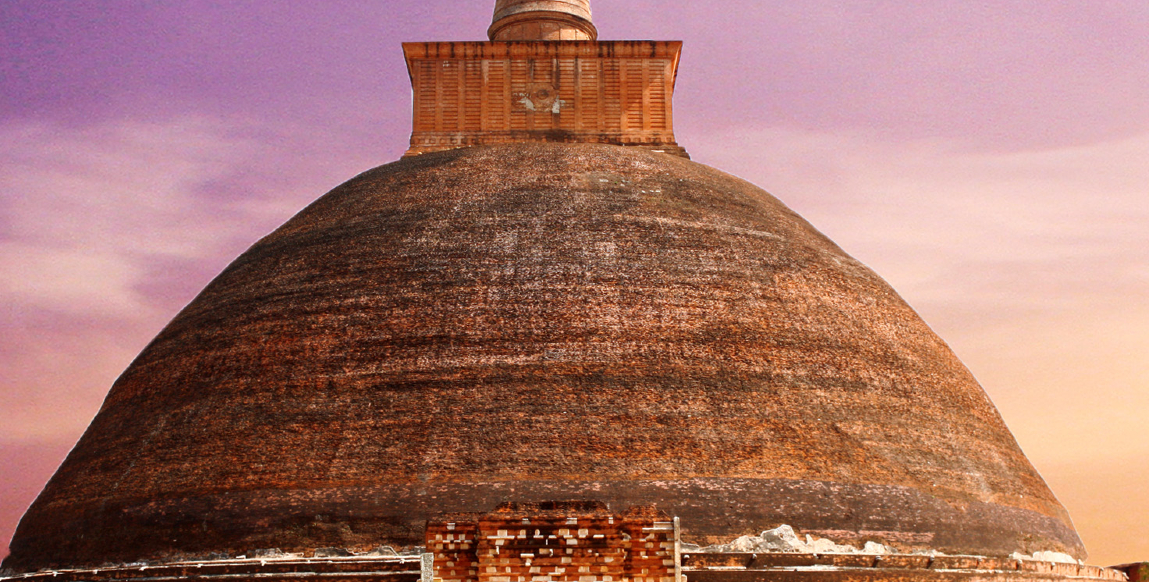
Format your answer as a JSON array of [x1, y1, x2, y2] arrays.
[[426, 502, 678, 582], [1113, 563, 1146, 582], [402, 42, 687, 158], [427, 519, 480, 582]]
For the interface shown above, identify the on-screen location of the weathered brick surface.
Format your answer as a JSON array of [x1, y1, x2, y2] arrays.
[[0, 556, 421, 582], [427, 519, 480, 582], [403, 42, 687, 158], [4, 143, 1085, 571], [681, 570, 1123, 582], [1112, 564, 1147, 582], [406, 0, 684, 157], [488, 0, 597, 41], [427, 502, 675, 582], [681, 552, 1128, 582], [1, 553, 1127, 582]]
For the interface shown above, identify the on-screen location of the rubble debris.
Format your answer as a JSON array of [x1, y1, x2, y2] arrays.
[[312, 548, 353, 558], [699, 525, 895, 555]]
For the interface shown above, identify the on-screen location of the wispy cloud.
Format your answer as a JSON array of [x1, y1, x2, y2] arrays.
[[0, 115, 379, 442], [690, 127, 1149, 468], [690, 128, 1149, 320]]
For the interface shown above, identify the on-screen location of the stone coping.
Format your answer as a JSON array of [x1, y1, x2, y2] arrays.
[[682, 553, 1125, 581], [1, 555, 422, 582], [2, 551, 1128, 582]]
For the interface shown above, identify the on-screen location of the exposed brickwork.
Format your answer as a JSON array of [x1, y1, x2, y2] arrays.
[[427, 503, 677, 582], [403, 42, 686, 158], [0, 0, 1117, 578], [4, 144, 1086, 571], [1112, 563, 1147, 582], [427, 519, 480, 582], [405, 0, 682, 156]]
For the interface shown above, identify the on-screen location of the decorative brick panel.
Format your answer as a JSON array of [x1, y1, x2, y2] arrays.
[[403, 42, 687, 158]]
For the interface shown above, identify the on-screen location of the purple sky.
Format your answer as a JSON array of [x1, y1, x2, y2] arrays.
[[2, 0, 1147, 565]]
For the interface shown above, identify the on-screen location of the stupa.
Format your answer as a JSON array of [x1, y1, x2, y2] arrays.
[[2, 3, 1131, 582]]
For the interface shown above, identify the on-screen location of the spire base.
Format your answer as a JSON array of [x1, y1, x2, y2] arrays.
[[488, 10, 598, 41], [489, 0, 597, 41]]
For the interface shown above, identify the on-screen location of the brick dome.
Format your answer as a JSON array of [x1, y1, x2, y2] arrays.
[[3, 143, 1084, 573]]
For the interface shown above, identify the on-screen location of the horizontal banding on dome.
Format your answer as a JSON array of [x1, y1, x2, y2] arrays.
[[2, 144, 1085, 573]]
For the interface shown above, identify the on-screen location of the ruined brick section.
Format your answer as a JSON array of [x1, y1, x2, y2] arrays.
[[426, 503, 678, 582], [427, 520, 480, 582], [403, 42, 687, 158], [1112, 563, 1147, 582]]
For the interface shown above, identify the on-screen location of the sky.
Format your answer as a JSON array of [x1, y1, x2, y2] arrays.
[[1, 0, 1147, 567]]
